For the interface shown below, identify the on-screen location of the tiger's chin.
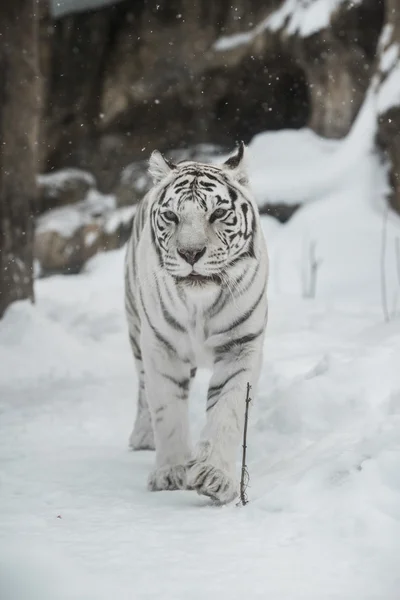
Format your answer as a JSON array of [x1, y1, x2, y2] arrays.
[[173, 272, 223, 288]]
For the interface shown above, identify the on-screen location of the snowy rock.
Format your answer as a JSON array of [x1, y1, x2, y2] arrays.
[[51, 0, 121, 18], [34, 188, 135, 275], [34, 224, 103, 275], [37, 168, 96, 214], [214, 0, 382, 139]]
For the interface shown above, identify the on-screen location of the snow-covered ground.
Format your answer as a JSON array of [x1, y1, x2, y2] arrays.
[[1, 114, 400, 599]]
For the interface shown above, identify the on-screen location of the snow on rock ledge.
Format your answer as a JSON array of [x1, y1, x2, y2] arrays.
[[35, 188, 136, 276], [37, 168, 96, 214], [51, 0, 121, 18], [214, 0, 363, 51]]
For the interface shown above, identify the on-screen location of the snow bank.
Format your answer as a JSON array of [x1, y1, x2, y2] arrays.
[[214, 0, 361, 51], [1, 208, 400, 597], [37, 168, 95, 193], [37, 189, 116, 237], [266, 0, 362, 37], [231, 88, 377, 210]]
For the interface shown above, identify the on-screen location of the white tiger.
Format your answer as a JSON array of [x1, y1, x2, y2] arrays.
[[124, 142, 268, 504]]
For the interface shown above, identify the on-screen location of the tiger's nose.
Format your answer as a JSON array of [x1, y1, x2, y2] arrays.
[[177, 246, 206, 265]]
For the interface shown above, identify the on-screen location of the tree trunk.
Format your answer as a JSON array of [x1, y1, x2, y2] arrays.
[[0, 0, 39, 318], [376, 0, 400, 215]]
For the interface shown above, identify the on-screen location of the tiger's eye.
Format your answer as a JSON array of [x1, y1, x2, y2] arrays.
[[210, 208, 227, 222], [164, 210, 179, 223]]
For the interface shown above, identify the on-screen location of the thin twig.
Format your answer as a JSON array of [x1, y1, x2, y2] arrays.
[[237, 382, 252, 506], [302, 241, 322, 298], [395, 237, 400, 288], [391, 237, 400, 319], [380, 208, 390, 322], [308, 241, 321, 299]]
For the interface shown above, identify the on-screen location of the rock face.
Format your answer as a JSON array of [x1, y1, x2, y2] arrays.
[[39, 0, 306, 191], [37, 0, 400, 221], [289, 0, 384, 138], [35, 189, 136, 275]]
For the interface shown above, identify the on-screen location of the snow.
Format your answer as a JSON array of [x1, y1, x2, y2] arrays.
[[380, 24, 394, 50], [214, 0, 362, 51], [214, 31, 254, 52], [2, 101, 400, 599], [266, 0, 362, 37], [380, 44, 399, 74], [51, 0, 122, 18], [37, 189, 116, 237], [377, 64, 400, 114], [104, 205, 138, 235], [231, 88, 378, 209], [37, 168, 95, 194]]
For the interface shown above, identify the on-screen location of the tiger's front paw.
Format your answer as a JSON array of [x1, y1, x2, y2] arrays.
[[186, 462, 237, 504], [147, 465, 187, 491]]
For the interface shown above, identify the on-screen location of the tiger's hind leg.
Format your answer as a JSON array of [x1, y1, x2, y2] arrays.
[[129, 355, 155, 451]]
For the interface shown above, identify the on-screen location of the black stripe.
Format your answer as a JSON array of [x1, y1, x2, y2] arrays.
[[139, 291, 176, 353], [214, 329, 264, 358], [150, 214, 163, 266], [125, 288, 140, 320], [159, 372, 190, 392], [164, 279, 178, 306], [207, 288, 225, 319], [207, 367, 247, 407], [173, 178, 189, 189], [228, 187, 238, 203], [200, 183, 217, 190], [201, 172, 220, 182], [129, 333, 142, 361], [240, 263, 260, 297], [231, 268, 248, 290], [214, 283, 266, 336], [155, 279, 186, 333]]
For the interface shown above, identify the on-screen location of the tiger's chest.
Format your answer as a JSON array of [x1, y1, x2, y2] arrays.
[[184, 289, 217, 368]]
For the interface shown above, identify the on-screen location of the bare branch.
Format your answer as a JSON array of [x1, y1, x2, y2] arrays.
[[237, 382, 252, 507], [395, 237, 400, 289], [302, 241, 322, 299], [380, 208, 390, 322]]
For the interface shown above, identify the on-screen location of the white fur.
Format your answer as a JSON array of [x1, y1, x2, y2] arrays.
[[125, 146, 268, 504], [148, 150, 174, 184]]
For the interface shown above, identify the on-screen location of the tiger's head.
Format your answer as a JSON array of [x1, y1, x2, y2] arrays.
[[148, 143, 257, 286]]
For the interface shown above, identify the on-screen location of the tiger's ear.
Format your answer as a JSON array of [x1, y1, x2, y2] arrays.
[[148, 150, 176, 184], [223, 141, 248, 186]]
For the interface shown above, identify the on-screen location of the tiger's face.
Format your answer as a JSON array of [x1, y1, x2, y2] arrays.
[[148, 143, 256, 285]]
